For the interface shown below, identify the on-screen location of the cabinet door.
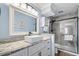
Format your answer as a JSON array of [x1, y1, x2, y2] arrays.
[[41, 47, 48, 56], [32, 47, 49, 56], [9, 48, 27, 56], [31, 50, 42, 56], [29, 42, 45, 55]]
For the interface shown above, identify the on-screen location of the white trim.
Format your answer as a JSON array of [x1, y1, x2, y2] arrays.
[[57, 48, 77, 56], [55, 43, 78, 56], [9, 6, 14, 35], [10, 4, 39, 18], [9, 5, 40, 35]]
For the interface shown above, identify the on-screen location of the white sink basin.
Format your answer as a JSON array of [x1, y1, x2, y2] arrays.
[[24, 35, 42, 43]]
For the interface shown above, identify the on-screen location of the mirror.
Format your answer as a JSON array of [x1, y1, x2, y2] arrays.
[[9, 5, 39, 35]]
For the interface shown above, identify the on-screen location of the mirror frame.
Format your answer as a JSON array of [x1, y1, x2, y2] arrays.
[[9, 5, 40, 35]]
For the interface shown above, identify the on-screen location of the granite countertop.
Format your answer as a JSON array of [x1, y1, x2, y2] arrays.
[[0, 35, 25, 43], [0, 39, 49, 56], [0, 40, 31, 56], [0, 34, 52, 56]]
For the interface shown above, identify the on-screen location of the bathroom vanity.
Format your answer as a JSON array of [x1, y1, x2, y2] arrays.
[[0, 34, 54, 56]]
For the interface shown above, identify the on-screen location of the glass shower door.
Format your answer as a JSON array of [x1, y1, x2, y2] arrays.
[[59, 19, 77, 53], [53, 19, 77, 53]]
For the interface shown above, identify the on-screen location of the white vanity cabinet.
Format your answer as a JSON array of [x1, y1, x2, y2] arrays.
[[31, 46, 50, 56], [41, 47, 49, 56], [28, 39, 52, 56], [28, 42, 45, 56], [6, 34, 54, 56], [9, 48, 28, 56], [31, 50, 42, 56], [31, 47, 48, 56], [25, 34, 54, 56]]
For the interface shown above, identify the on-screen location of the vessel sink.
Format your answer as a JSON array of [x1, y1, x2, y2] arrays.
[[24, 35, 42, 43]]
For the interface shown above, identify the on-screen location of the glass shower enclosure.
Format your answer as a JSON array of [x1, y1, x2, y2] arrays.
[[53, 18, 78, 53]]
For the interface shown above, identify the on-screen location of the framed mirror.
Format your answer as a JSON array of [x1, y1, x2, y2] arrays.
[[9, 5, 39, 35]]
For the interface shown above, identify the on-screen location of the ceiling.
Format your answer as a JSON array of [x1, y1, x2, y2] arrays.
[[29, 3, 50, 11], [51, 3, 79, 16], [29, 3, 79, 17]]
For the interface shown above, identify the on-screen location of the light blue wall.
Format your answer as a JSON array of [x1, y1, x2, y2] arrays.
[[14, 11, 36, 32], [0, 4, 36, 39], [0, 4, 9, 39]]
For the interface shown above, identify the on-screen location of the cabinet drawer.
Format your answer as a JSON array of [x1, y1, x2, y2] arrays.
[[41, 47, 48, 56], [32, 51, 42, 56], [44, 46, 51, 56], [44, 40, 50, 47], [9, 48, 27, 56], [32, 53, 39, 56], [32, 47, 50, 56], [29, 42, 45, 55], [45, 39, 50, 44], [43, 40, 51, 56]]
